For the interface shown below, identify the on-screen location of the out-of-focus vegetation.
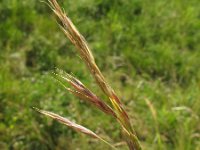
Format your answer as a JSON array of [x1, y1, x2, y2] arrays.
[[0, 0, 200, 149]]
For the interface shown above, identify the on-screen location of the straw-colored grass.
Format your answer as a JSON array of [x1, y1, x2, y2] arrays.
[[35, 0, 142, 149]]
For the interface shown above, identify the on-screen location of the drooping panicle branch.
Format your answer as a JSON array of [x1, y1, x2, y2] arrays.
[[33, 107, 117, 149]]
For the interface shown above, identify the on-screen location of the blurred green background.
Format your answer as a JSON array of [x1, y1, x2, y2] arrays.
[[0, 0, 200, 149]]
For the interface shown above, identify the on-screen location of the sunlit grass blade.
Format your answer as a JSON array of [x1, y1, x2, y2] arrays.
[[145, 98, 163, 149]]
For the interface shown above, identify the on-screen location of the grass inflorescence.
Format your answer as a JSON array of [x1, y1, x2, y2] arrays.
[[34, 0, 142, 149]]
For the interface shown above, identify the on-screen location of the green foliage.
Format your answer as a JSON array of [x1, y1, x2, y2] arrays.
[[0, 0, 199, 149]]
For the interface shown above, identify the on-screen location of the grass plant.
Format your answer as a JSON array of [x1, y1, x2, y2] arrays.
[[35, 0, 141, 149], [1, 0, 199, 149]]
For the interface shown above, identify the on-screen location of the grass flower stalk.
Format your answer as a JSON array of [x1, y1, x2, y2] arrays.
[[35, 0, 142, 149]]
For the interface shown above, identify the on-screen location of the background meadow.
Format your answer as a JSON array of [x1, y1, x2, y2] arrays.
[[0, 0, 200, 149]]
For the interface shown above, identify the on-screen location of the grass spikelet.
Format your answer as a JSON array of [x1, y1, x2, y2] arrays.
[[53, 69, 117, 118], [33, 107, 117, 149]]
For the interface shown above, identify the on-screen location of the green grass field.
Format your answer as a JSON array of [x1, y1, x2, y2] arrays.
[[0, 0, 200, 149]]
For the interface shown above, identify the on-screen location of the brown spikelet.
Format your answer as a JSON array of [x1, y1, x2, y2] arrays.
[[48, 0, 115, 99], [33, 107, 117, 149], [53, 69, 116, 118]]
